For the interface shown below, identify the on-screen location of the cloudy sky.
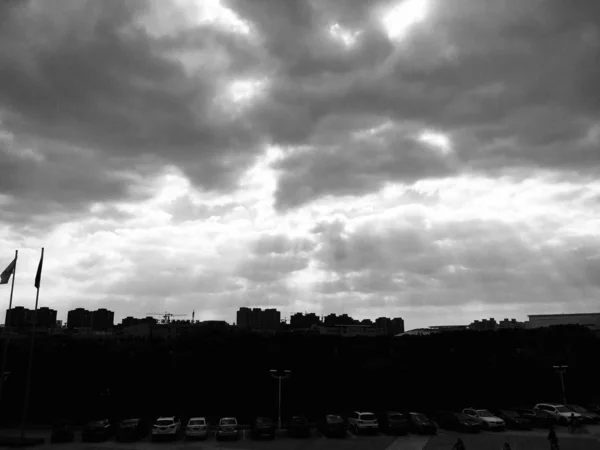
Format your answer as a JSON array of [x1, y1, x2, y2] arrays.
[[1, 0, 599, 329]]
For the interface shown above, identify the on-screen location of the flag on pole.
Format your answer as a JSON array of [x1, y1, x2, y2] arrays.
[[34, 249, 44, 289], [0, 258, 16, 285]]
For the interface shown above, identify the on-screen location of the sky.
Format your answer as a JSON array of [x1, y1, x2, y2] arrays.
[[1, 0, 599, 330]]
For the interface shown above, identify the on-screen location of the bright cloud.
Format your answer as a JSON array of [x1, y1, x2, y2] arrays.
[[1, 0, 599, 330]]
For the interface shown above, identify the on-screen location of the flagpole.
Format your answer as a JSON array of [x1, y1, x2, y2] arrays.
[[0, 250, 18, 418], [20, 248, 43, 439]]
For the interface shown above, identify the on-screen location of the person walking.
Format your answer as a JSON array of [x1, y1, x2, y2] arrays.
[[503, 442, 512, 450], [548, 425, 559, 450], [453, 437, 466, 450]]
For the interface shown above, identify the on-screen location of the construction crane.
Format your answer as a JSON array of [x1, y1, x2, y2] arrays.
[[146, 311, 187, 324]]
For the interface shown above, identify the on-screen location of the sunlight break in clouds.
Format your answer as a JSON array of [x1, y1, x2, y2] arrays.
[[329, 23, 362, 48], [2, 0, 600, 330], [380, 0, 430, 41], [418, 130, 452, 154]]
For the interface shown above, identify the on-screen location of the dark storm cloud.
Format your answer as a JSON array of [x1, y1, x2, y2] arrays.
[[0, 0, 267, 224], [221, 0, 600, 209], [273, 123, 456, 209], [2, 0, 599, 221]]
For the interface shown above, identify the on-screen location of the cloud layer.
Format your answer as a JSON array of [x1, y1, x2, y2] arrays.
[[1, 0, 599, 329]]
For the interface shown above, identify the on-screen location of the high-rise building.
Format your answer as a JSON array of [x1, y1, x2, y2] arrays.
[[323, 313, 356, 326], [67, 308, 92, 329], [375, 317, 405, 335], [236, 307, 281, 330], [36, 307, 57, 327], [236, 307, 251, 328], [91, 308, 114, 330], [262, 309, 281, 330], [5, 306, 31, 328], [290, 312, 321, 329]]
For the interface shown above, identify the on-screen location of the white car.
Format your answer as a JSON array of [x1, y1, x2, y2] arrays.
[[347, 411, 379, 434], [185, 417, 208, 440], [216, 417, 239, 441], [462, 408, 505, 430], [152, 416, 181, 440], [535, 403, 583, 425]]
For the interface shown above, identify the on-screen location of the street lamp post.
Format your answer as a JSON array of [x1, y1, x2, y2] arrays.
[[553, 365, 568, 405], [270, 369, 291, 430]]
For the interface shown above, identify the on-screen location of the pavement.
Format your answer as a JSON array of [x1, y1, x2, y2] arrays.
[[2, 425, 600, 450]]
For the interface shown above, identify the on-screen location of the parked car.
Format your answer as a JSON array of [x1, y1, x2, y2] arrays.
[[151, 416, 182, 441], [534, 403, 583, 426], [251, 416, 276, 439], [492, 410, 533, 430], [377, 411, 409, 435], [462, 408, 505, 431], [50, 419, 75, 443], [347, 411, 379, 434], [81, 419, 113, 442], [317, 414, 347, 438], [216, 417, 239, 441], [408, 412, 437, 434], [513, 408, 557, 428], [431, 411, 481, 433], [566, 405, 600, 424], [116, 418, 147, 441], [185, 417, 209, 440], [288, 415, 310, 438]]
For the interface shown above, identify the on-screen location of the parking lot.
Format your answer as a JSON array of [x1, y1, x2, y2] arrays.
[[4, 425, 600, 450], [0, 428, 430, 450]]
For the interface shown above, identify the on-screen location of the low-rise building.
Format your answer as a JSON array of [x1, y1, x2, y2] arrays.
[[498, 318, 525, 329], [526, 313, 600, 333]]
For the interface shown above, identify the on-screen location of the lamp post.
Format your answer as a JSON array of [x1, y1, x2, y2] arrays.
[[270, 369, 291, 430], [553, 365, 568, 405]]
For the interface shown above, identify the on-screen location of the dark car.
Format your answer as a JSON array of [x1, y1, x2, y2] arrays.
[[50, 420, 75, 443], [116, 418, 147, 441], [493, 410, 533, 430], [378, 411, 409, 435], [317, 414, 347, 438], [408, 412, 437, 435], [251, 417, 276, 439], [288, 415, 310, 438], [431, 411, 482, 433], [513, 408, 556, 428], [566, 405, 600, 424], [81, 419, 113, 442]]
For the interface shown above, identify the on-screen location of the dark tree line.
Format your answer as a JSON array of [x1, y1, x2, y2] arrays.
[[0, 325, 598, 426]]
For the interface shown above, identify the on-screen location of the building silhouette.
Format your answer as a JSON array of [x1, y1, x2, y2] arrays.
[[67, 308, 115, 330], [121, 316, 157, 327], [323, 313, 356, 327], [290, 312, 321, 329], [498, 318, 525, 329], [236, 307, 251, 328], [375, 317, 405, 335], [67, 308, 91, 329], [4, 306, 58, 328], [91, 308, 114, 330], [235, 307, 280, 330], [470, 318, 498, 331], [36, 307, 57, 327], [5, 306, 31, 328]]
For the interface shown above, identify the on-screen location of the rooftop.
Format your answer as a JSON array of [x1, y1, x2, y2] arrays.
[[528, 313, 600, 318]]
